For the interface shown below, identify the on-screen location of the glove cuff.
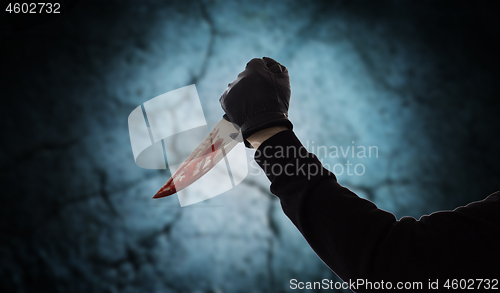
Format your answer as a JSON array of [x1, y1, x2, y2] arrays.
[[241, 112, 293, 148]]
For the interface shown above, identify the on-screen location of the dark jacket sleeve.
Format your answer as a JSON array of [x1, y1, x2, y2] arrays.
[[254, 130, 500, 288]]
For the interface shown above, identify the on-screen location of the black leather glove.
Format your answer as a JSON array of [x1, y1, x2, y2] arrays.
[[219, 57, 293, 148]]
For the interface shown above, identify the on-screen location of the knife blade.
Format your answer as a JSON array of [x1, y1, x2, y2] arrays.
[[153, 117, 241, 199]]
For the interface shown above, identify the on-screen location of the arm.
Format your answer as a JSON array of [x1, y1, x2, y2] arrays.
[[251, 129, 500, 286]]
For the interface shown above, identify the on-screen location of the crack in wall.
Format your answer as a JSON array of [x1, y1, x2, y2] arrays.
[[24, 171, 167, 238], [187, 1, 218, 86], [96, 168, 120, 217], [240, 177, 281, 290]]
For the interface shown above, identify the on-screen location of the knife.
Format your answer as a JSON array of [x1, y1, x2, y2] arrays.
[[153, 117, 241, 199]]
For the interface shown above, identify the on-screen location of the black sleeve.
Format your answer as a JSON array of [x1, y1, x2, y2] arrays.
[[254, 130, 500, 288]]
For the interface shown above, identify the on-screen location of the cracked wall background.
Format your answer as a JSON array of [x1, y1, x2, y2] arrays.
[[2, 0, 500, 292]]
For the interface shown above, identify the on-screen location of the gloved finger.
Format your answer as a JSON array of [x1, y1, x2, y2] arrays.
[[263, 57, 287, 73], [268, 63, 283, 73], [246, 57, 286, 74], [262, 57, 279, 67], [245, 58, 267, 72]]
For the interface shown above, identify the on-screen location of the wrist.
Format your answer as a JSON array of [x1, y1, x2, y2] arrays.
[[246, 126, 289, 149]]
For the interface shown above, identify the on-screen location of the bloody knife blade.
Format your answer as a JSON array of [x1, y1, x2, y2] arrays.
[[153, 117, 241, 199]]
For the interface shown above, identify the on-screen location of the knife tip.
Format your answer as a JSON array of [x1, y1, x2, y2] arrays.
[[152, 189, 176, 199]]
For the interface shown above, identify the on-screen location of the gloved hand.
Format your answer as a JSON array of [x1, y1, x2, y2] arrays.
[[219, 57, 293, 148]]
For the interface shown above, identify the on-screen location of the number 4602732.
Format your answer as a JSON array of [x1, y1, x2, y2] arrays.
[[6, 3, 60, 14]]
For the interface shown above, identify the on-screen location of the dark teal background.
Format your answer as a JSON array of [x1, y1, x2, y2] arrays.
[[2, 1, 500, 292]]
